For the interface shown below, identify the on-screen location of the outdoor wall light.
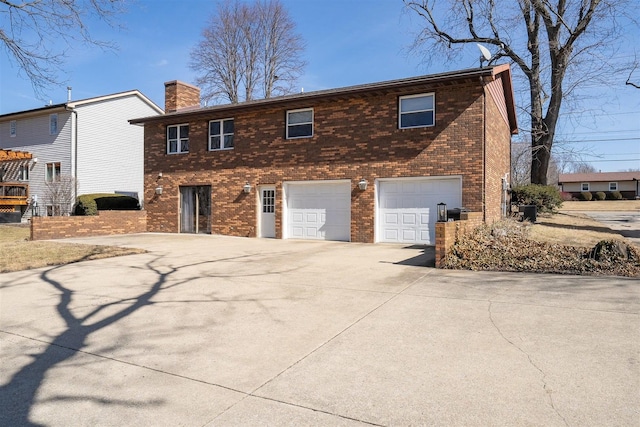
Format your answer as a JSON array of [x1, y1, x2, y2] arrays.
[[155, 186, 163, 195], [437, 202, 447, 222], [32, 157, 38, 164], [243, 182, 251, 193], [358, 178, 368, 191]]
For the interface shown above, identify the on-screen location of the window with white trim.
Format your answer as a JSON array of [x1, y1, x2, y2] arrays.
[[209, 119, 234, 150], [581, 183, 590, 191], [167, 124, 189, 154], [399, 93, 435, 129], [286, 108, 313, 139], [19, 165, 29, 181], [10, 120, 16, 137], [46, 162, 61, 182], [49, 114, 58, 135], [46, 205, 62, 217], [609, 182, 618, 191]]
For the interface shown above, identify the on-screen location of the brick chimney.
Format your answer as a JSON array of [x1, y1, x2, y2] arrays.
[[164, 80, 201, 113]]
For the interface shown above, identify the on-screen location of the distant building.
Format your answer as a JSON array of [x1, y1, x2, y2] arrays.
[[558, 172, 640, 199], [0, 91, 163, 219]]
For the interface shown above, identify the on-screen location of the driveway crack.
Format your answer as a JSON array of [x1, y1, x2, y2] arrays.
[[487, 300, 569, 427]]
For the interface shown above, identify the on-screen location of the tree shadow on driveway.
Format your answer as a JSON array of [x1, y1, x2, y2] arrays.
[[0, 252, 292, 426]]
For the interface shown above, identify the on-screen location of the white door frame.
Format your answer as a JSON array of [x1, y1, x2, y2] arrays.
[[258, 185, 276, 238]]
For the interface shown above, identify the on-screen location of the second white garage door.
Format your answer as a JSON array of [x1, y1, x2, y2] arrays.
[[377, 177, 462, 245], [285, 181, 351, 241]]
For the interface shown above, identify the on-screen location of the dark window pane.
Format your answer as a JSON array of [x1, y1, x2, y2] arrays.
[[169, 140, 177, 152], [223, 119, 234, 134], [210, 136, 221, 150], [224, 134, 234, 148], [168, 126, 177, 139], [181, 139, 189, 152], [401, 111, 434, 128], [288, 123, 312, 138], [210, 121, 220, 135], [180, 125, 189, 138]]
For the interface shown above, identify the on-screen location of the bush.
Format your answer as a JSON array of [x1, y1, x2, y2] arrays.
[[511, 184, 563, 213], [74, 193, 140, 216], [594, 191, 606, 201], [608, 191, 623, 200], [580, 191, 593, 201], [560, 192, 573, 201]]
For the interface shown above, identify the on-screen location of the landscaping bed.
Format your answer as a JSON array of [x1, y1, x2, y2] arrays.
[[442, 213, 640, 277]]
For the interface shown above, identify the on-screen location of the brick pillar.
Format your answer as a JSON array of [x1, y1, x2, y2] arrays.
[[164, 81, 201, 113]]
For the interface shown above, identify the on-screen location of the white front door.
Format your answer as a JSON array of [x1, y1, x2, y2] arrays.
[[377, 177, 462, 245], [260, 186, 276, 238]]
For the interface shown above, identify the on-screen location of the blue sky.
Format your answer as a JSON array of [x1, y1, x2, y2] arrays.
[[1, 0, 638, 172]]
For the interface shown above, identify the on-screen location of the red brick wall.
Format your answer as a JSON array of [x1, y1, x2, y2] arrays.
[[30, 211, 147, 240], [484, 78, 512, 223], [435, 212, 483, 268], [145, 78, 504, 242], [164, 81, 200, 113]]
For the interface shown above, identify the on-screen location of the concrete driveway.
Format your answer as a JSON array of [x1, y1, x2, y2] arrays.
[[577, 211, 640, 246], [1, 234, 638, 426]]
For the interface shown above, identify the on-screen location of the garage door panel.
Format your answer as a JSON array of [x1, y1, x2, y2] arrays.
[[286, 182, 351, 241], [378, 178, 461, 245]]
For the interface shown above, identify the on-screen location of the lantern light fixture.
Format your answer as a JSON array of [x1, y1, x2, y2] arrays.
[[437, 202, 447, 222], [243, 182, 251, 193], [358, 178, 368, 191]]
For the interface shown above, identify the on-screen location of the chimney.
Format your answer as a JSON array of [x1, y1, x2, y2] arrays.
[[67, 86, 72, 102], [164, 80, 201, 113]]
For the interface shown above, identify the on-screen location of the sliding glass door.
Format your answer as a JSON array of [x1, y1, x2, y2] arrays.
[[180, 186, 211, 234]]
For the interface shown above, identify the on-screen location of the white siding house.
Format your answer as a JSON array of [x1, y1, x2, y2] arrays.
[[0, 91, 163, 219]]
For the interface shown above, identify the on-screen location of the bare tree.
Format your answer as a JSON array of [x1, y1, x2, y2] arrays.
[[44, 175, 77, 216], [511, 142, 532, 186], [190, 0, 306, 104], [0, 0, 124, 99], [405, 0, 637, 185], [570, 161, 598, 174]]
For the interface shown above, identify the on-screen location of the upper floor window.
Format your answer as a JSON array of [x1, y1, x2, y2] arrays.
[[167, 124, 189, 154], [10, 120, 16, 137], [46, 162, 61, 182], [209, 119, 234, 150], [399, 93, 435, 129], [19, 165, 29, 181], [581, 183, 590, 191], [609, 182, 618, 191], [49, 114, 58, 135], [286, 108, 313, 139]]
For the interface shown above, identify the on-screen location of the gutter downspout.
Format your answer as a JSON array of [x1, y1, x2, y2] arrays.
[[66, 107, 78, 202]]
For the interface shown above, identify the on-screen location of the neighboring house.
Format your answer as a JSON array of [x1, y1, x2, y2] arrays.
[[0, 91, 163, 218], [130, 65, 517, 245], [558, 172, 640, 200]]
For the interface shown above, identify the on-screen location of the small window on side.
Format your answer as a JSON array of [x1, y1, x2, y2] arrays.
[[10, 120, 16, 137], [399, 94, 435, 129], [581, 183, 590, 191], [609, 182, 618, 191], [286, 108, 313, 139], [50, 114, 58, 135]]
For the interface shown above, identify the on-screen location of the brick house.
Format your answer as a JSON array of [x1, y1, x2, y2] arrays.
[[130, 65, 517, 244]]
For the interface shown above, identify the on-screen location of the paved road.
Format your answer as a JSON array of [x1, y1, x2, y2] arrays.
[[571, 210, 640, 246], [1, 234, 638, 426]]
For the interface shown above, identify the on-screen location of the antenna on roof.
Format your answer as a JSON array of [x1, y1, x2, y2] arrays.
[[477, 44, 492, 67]]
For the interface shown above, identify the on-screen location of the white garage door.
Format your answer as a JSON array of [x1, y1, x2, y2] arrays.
[[378, 178, 462, 245], [285, 181, 351, 241]]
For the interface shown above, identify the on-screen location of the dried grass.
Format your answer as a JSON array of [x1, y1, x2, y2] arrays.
[[0, 225, 145, 273]]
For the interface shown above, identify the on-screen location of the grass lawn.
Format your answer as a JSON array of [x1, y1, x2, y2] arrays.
[[530, 212, 633, 248], [560, 200, 640, 211], [0, 225, 146, 273]]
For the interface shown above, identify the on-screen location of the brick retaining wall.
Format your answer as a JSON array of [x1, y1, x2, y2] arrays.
[[435, 212, 483, 268], [30, 211, 147, 240]]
